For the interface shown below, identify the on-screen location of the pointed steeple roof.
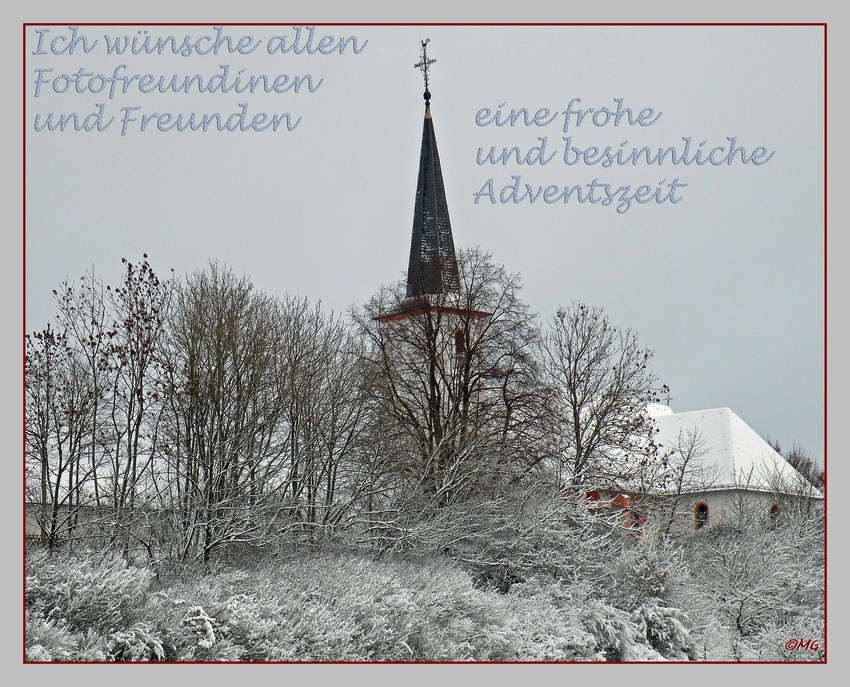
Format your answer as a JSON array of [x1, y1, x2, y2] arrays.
[[375, 41, 489, 324], [405, 45, 460, 299]]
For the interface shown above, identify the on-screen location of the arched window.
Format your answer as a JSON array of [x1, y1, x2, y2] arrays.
[[695, 502, 709, 530], [453, 328, 466, 356], [769, 503, 781, 521]]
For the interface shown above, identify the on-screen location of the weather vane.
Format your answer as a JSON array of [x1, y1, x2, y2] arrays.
[[415, 38, 436, 104]]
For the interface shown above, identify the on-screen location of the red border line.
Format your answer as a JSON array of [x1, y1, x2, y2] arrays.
[[21, 21, 828, 666]]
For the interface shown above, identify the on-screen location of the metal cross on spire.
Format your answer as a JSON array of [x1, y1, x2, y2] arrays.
[[415, 38, 436, 104]]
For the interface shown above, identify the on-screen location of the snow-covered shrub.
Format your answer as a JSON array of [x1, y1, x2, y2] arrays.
[[504, 578, 597, 660], [27, 549, 153, 634], [214, 593, 282, 661], [350, 586, 420, 660], [424, 559, 513, 658], [140, 586, 247, 661], [174, 605, 244, 661], [257, 553, 498, 660], [142, 558, 362, 661], [684, 516, 823, 655], [76, 629, 112, 661], [609, 537, 688, 610], [449, 489, 623, 592], [271, 593, 361, 661], [578, 598, 638, 661], [681, 613, 733, 661], [631, 600, 692, 660], [393, 557, 515, 661], [751, 617, 824, 662], [30, 535, 822, 663], [26, 610, 114, 662], [674, 507, 824, 663], [26, 615, 80, 661], [108, 622, 165, 661], [182, 606, 217, 649], [216, 552, 517, 661]]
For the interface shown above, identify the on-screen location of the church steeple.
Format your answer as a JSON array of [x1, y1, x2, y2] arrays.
[[405, 39, 460, 299], [375, 41, 489, 323]]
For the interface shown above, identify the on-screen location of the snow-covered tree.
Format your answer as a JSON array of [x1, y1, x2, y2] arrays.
[[542, 302, 663, 489]]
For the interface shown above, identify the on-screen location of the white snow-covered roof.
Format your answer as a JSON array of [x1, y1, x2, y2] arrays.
[[646, 403, 674, 418], [650, 406, 820, 496]]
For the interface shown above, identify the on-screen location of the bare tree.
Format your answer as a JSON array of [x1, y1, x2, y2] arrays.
[[98, 256, 173, 550], [351, 248, 546, 506], [542, 303, 663, 489], [154, 264, 371, 561], [53, 268, 110, 509], [277, 296, 370, 537], [25, 326, 98, 549], [779, 442, 824, 491], [653, 428, 715, 536], [157, 264, 291, 562]]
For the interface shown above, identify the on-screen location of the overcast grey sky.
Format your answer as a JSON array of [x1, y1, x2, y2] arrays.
[[25, 24, 824, 461]]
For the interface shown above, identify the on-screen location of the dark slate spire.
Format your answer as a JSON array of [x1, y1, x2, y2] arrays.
[[406, 40, 460, 299]]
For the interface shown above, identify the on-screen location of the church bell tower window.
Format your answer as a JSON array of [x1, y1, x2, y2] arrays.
[[454, 328, 466, 356]]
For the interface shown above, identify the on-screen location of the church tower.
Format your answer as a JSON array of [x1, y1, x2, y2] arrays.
[[405, 40, 459, 299], [365, 43, 511, 503], [377, 39, 489, 323]]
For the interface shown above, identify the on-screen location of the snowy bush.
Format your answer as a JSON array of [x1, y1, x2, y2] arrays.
[[26, 549, 646, 662], [25, 612, 115, 661], [27, 549, 153, 634], [214, 593, 282, 661], [609, 537, 688, 610], [684, 516, 823, 659], [631, 600, 692, 660], [504, 579, 597, 660], [391, 558, 515, 660], [504, 577, 672, 661], [751, 617, 824, 662], [108, 622, 165, 661], [23, 534, 820, 663], [174, 605, 243, 661], [26, 615, 80, 661], [579, 598, 639, 660]]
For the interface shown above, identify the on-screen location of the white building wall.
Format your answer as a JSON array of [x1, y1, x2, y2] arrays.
[[648, 488, 820, 537]]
